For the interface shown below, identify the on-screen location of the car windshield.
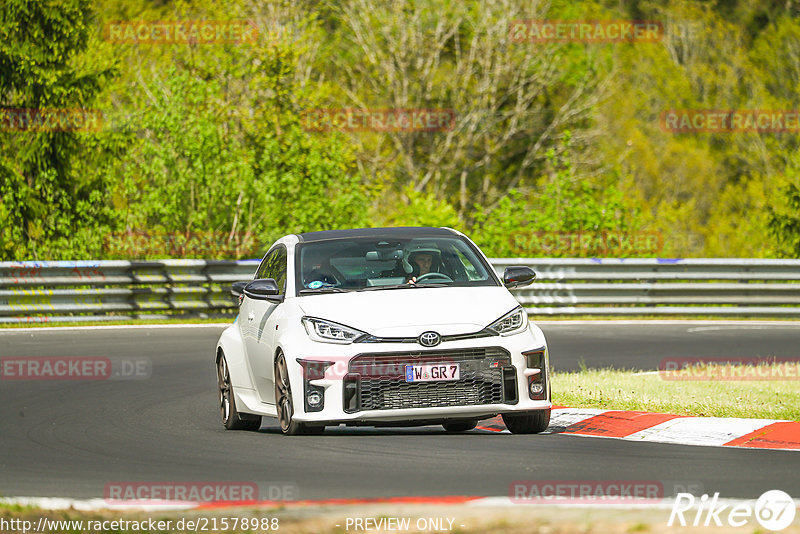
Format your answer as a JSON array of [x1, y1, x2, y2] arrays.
[[295, 235, 498, 293]]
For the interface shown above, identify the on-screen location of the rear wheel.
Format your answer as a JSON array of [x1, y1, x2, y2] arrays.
[[501, 409, 551, 434], [274, 353, 324, 435], [217, 353, 261, 431], [442, 419, 478, 432]]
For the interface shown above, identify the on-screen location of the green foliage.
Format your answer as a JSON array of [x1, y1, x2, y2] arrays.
[[0, 0, 117, 259], [767, 162, 800, 258], [3, 0, 800, 260], [92, 1, 368, 259], [255, 127, 368, 240], [768, 182, 800, 258], [318, 0, 613, 220], [120, 69, 247, 230], [471, 135, 645, 258], [375, 187, 460, 229]]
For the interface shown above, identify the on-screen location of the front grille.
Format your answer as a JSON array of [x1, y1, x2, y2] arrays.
[[345, 347, 515, 412]]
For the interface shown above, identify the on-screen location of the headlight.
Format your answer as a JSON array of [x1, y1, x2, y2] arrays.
[[301, 317, 367, 344], [487, 306, 528, 336]]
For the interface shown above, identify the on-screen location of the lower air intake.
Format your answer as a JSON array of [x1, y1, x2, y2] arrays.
[[346, 347, 514, 412]]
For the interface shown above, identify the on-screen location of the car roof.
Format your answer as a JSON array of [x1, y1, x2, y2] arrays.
[[296, 227, 459, 243]]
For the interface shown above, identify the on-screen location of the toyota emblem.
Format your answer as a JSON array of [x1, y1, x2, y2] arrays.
[[418, 331, 441, 347]]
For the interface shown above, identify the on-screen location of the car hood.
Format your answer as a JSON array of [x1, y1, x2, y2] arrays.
[[295, 286, 520, 337]]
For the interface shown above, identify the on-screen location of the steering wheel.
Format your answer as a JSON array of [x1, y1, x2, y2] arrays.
[[415, 272, 453, 283]]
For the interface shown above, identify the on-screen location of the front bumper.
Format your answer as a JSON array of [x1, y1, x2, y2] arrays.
[[281, 324, 551, 425]]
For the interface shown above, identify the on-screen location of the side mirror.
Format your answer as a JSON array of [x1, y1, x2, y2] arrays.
[[231, 281, 249, 298], [503, 266, 536, 289], [243, 278, 281, 301]]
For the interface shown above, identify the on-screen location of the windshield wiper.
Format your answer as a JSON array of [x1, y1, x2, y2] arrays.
[[358, 284, 413, 291], [358, 283, 448, 291], [298, 287, 349, 294]]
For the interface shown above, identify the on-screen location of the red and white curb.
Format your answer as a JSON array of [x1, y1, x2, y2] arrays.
[[477, 408, 800, 450]]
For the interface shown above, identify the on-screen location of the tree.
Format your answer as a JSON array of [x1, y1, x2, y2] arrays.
[[99, 0, 367, 258], [767, 158, 800, 258], [471, 133, 645, 257], [0, 0, 116, 259], [318, 0, 610, 221]]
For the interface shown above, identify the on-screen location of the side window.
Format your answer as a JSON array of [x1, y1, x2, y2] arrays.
[[255, 246, 287, 295], [255, 250, 275, 280], [272, 247, 287, 295]]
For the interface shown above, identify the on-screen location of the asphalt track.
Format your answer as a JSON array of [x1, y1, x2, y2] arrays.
[[1, 322, 799, 501]]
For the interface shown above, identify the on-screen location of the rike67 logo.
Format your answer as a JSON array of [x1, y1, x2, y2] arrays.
[[669, 490, 796, 531]]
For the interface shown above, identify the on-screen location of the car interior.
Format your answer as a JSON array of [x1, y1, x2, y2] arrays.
[[300, 239, 484, 290]]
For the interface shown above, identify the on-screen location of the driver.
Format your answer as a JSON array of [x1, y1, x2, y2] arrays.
[[412, 252, 434, 276], [404, 243, 443, 284]]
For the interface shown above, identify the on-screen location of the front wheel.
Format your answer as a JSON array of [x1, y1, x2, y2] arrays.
[[274, 353, 324, 435], [217, 353, 261, 431], [501, 409, 551, 434]]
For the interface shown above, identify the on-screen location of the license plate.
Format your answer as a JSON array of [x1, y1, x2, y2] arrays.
[[405, 363, 460, 382]]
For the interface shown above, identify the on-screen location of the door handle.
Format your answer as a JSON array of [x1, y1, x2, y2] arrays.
[[248, 311, 255, 323]]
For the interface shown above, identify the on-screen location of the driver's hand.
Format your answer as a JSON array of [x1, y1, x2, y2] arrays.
[[407, 277, 417, 285]]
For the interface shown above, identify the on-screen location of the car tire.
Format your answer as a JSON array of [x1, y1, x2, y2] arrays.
[[501, 409, 551, 434], [274, 352, 324, 436], [217, 353, 262, 431], [442, 420, 478, 432]]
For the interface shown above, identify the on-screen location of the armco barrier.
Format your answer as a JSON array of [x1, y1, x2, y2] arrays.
[[1, 258, 800, 323], [493, 258, 800, 316], [0, 260, 259, 323]]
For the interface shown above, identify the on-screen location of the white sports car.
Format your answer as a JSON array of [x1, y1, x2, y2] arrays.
[[215, 227, 551, 435]]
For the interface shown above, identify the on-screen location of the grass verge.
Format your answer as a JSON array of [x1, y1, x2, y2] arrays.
[[0, 317, 232, 329], [552, 364, 800, 420]]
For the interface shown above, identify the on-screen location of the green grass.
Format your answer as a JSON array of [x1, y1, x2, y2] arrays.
[[552, 364, 800, 420]]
